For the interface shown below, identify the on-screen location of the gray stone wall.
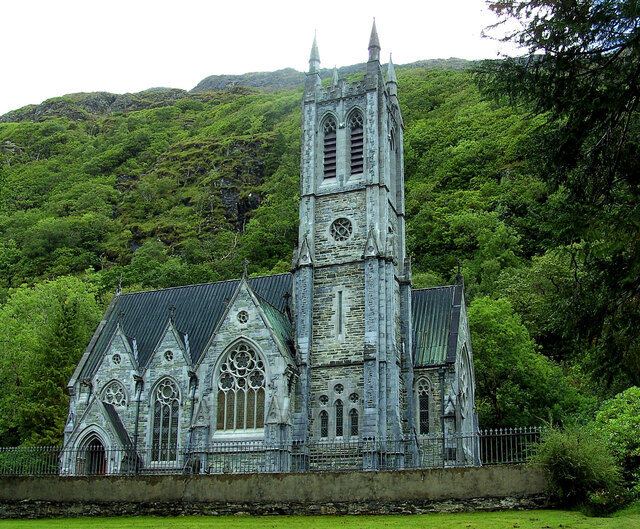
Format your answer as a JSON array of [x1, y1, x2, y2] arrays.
[[0, 465, 548, 518]]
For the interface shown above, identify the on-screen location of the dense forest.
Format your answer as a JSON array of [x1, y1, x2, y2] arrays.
[[0, 5, 638, 458]]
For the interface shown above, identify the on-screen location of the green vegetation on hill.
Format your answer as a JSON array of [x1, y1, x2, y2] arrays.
[[0, 56, 636, 452]]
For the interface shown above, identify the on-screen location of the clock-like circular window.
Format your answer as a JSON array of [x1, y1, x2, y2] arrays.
[[237, 310, 249, 324], [330, 218, 353, 242]]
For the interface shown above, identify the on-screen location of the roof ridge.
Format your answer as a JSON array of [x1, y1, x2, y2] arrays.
[[254, 291, 285, 314], [411, 284, 456, 293], [119, 272, 292, 297]]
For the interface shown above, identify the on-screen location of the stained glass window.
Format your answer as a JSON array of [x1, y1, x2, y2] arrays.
[[216, 342, 265, 431]]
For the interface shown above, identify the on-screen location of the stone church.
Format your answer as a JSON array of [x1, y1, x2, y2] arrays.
[[62, 23, 478, 474]]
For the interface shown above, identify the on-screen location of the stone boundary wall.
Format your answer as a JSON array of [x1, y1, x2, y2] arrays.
[[0, 465, 548, 518]]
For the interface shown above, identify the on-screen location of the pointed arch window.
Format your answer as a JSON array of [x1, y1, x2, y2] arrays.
[[349, 111, 364, 174], [319, 410, 329, 438], [349, 408, 359, 437], [323, 117, 337, 178], [216, 342, 265, 431], [152, 378, 180, 462], [417, 378, 431, 435], [335, 399, 344, 437]]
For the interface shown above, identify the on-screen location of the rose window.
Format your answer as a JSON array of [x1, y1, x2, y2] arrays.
[[330, 218, 353, 242], [237, 310, 249, 324]]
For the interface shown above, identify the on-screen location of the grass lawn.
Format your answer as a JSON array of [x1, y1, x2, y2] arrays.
[[1, 505, 639, 529]]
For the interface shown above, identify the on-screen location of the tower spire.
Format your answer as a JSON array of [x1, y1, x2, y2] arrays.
[[368, 19, 381, 61], [309, 32, 320, 73]]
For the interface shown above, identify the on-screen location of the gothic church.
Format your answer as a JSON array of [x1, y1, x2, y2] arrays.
[[63, 24, 478, 474]]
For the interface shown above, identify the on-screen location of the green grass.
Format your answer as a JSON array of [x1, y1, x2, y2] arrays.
[[1, 506, 640, 529]]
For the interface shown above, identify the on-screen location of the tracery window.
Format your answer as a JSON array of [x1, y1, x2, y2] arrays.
[[417, 378, 431, 435], [216, 342, 265, 431], [349, 111, 364, 174], [330, 218, 353, 242], [323, 117, 337, 178], [349, 408, 359, 436], [320, 410, 329, 438], [152, 378, 180, 462], [335, 399, 344, 437], [102, 380, 127, 407]]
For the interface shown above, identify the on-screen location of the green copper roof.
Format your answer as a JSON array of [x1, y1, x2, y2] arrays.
[[257, 294, 293, 356], [412, 285, 461, 366]]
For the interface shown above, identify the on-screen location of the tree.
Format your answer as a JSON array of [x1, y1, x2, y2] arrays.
[[476, 0, 640, 394], [0, 276, 101, 445], [468, 296, 593, 427]]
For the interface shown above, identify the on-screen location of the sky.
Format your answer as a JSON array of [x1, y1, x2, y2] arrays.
[[0, 0, 520, 117]]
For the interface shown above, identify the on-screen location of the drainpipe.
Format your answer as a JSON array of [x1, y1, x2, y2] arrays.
[[186, 371, 198, 472], [133, 375, 143, 474], [439, 367, 445, 468]]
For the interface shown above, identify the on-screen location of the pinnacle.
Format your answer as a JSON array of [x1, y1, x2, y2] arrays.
[[309, 32, 320, 72], [386, 53, 397, 84], [368, 19, 381, 61]]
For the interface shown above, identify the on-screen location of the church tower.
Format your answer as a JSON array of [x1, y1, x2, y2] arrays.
[[292, 23, 414, 451]]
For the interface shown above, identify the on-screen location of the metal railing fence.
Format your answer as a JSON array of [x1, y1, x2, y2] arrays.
[[0, 427, 543, 477]]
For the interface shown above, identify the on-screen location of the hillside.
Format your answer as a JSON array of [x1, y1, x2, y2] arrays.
[[0, 63, 635, 445]]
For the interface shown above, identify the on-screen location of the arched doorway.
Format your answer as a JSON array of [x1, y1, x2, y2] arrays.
[[76, 436, 106, 475]]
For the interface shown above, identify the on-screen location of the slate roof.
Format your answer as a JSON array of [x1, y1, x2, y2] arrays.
[[102, 402, 133, 446], [411, 284, 464, 367], [75, 272, 464, 381], [77, 273, 292, 379]]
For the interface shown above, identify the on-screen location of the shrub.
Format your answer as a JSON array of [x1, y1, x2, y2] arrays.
[[530, 425, 624, 513], [595, 386, 640, 487]]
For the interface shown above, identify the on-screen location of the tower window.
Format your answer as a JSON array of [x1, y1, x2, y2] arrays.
[[216, 342, 265, 431], [349, 408, 359, 436], [323, 117, 337, 178], [337, 290, 343, 336], [349, 111, 364, 175], [320, 410, 329, 438], [335, 399, 344, 437], [330, 218, 353, 241]]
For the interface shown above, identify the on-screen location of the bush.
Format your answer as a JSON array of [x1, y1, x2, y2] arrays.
[[595, 386, 640, 487], [530, 425, 624, 513]]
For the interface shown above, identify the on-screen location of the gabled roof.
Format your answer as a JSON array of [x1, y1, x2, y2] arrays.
[[75, 271, 465, 381], [102, 402, 133, 447], [411, 284, 464, 367], [256, 293, 293, 356], [77, 273, 291, 379]]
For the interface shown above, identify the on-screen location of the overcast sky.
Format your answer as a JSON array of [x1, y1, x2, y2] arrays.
[[0, 0, 520, 117]]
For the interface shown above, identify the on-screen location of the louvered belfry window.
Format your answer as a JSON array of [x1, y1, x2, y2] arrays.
[[349, 111, 364, 174], [323, 117, 337, 178], [152, 378, 180, 461], [216, 342, 265, 431]]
